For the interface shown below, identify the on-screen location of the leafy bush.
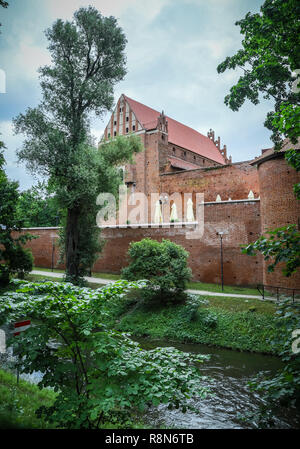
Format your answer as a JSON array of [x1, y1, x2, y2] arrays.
[[0, 148, 35, 286], [0, 279, 210, 428], [121, 238, 192, 304], [0, 264, 10, 287], [182, 294, 209, 322], [249, 299, 300, 417], [6, 246, 33, 279]]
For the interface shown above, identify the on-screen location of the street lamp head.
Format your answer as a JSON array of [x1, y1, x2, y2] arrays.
[[217, 231, 224, 236]]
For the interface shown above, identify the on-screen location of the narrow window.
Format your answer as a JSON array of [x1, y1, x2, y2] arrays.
[[126, 116, 129, 122], [132, 125, 136, 131], [114, 131, 117, 137], [114, 120, 117, 126], [126, 127, 129, 133]]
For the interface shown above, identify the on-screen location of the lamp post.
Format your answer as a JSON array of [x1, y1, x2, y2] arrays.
[[217, 231, 224, 291]]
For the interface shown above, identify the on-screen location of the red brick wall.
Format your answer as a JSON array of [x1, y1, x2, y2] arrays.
[[15, 228, 65, 270], [257, 155, 300, 289], [20, 201, 263, 287], [160, 162, 259, 203], [94, 201, 262, 286]]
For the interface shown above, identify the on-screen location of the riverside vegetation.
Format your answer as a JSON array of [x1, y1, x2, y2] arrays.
[[0, 239, 298, 428], [0, 276, 298, 428]]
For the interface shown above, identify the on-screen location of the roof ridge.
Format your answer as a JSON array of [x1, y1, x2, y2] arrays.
[[124, 94, 207, 139], [122, 94, 226, 165]]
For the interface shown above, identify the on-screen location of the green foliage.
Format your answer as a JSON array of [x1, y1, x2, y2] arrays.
[[118, 297, 279, 354], [15, 181, 61, 227], [182, 294, 209, 322], [243, 225, 300, 277], [0, 146, 35, 286], [0, 279, 210, 428], [13, 7, 142, 284], [121, 238, 192, 304], [247, 300, 300, 426], [0, 369, 57, 429], [217, 0, 300, 146]]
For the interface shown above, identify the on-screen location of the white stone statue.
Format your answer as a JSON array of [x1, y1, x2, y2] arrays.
[[216, 194, 221, 202], [170, 202, 178, 222], [154, 200, 163, 223], [248, 190, 255, 200], [186, 198, 195, 222]]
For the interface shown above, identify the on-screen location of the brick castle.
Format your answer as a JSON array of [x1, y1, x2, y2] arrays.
[[23, 94, 300, 289]]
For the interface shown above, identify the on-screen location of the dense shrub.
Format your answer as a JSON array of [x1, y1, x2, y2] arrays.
[[121, 238, 192, 303], [6, 246, 33, 280], [0, 147, 35, 286]]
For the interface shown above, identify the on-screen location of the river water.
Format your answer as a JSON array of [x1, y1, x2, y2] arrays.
[[136, 338, 300, 429], [1, 328, 299, 429]]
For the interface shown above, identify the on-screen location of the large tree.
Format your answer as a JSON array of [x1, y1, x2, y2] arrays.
[[14, 7, 142, 283], [217, 0, 300, 276]]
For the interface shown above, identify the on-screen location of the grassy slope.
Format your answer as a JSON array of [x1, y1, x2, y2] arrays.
[[117, 296, 278, 354], [0, 369, 56, 429]]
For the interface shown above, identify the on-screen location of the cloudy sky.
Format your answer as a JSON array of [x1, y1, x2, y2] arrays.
[[0, 0, 274, 189]]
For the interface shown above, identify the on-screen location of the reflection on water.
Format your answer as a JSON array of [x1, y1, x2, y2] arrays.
[[136, 339, 299, 429]]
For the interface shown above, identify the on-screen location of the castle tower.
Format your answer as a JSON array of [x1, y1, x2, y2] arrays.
[[251, 146, 300, 289]]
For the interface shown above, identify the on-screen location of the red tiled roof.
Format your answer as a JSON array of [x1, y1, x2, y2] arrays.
[[124, 95, 226, 165], [168, 157, 200, 170]]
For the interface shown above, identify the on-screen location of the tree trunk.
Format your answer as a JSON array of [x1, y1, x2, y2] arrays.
[[66, 207, 80, 279]]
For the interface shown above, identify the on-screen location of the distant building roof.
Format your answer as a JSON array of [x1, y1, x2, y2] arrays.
[[124, 95, 226, 165], [251, 138, 300, 166]]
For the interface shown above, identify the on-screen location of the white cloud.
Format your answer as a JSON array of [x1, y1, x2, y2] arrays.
[[13, 38, 51, 81], [45, 0, 170, 23], [1, 0, 274, 188]]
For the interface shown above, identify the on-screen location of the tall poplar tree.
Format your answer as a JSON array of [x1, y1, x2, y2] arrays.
[[14, 7, 142, 283]]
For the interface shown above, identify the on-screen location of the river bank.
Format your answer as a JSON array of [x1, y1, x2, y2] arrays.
[[115, 295, 280, 354]]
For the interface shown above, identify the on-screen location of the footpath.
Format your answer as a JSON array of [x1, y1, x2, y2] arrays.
[[30, 270, 276, 301]]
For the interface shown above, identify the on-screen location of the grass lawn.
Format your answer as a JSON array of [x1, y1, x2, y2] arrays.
[[203, 295, 276, 314], [33, 267, 265, 296], [187, 281, 260, 296], [0, 369, 56, 429]]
